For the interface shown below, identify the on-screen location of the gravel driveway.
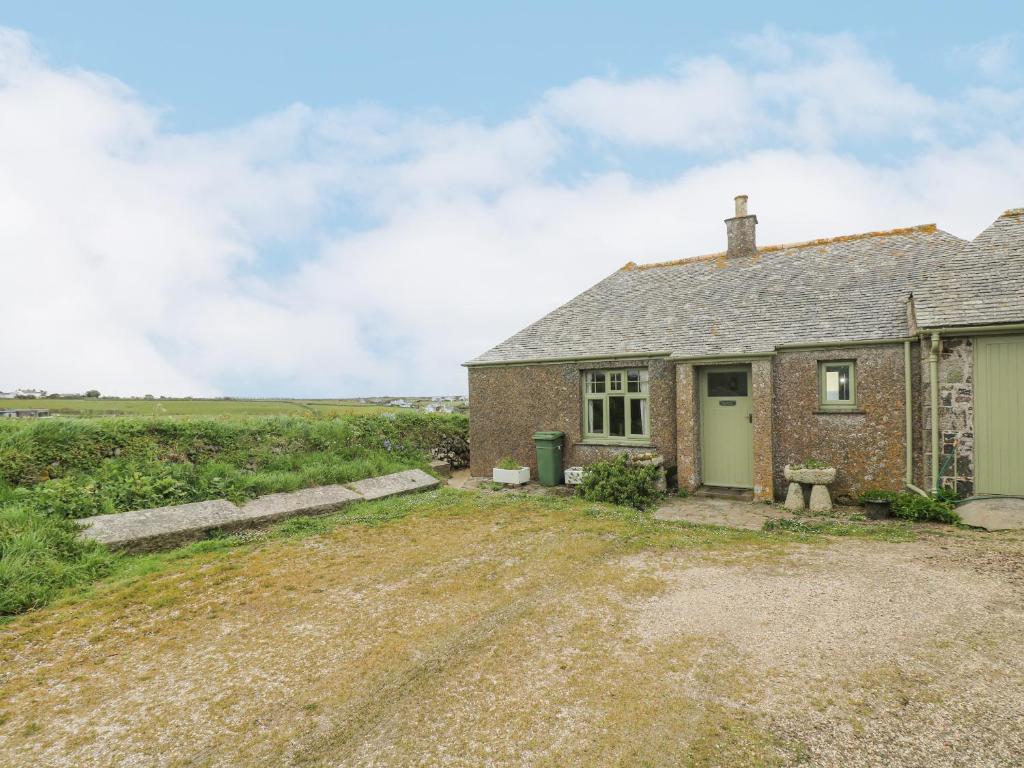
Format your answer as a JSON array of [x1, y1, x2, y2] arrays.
[[1, 491, 1022, 767]]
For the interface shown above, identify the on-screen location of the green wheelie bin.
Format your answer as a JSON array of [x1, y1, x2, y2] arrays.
[[532, 431, 565, 486]]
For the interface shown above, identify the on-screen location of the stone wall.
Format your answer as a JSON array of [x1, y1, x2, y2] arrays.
[[675, 364, 700, 492], [772, 344, 920, 501], [467, 358, 677, 477], [751, 359, 775, 501], [921, 336, 974, 496]]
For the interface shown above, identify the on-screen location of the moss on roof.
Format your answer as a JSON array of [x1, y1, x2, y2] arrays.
[[621, 223, 938, 272]]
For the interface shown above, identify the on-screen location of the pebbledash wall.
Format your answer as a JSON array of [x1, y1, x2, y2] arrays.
[[921, 336, 975, 496], [467, 358, 677, 478], [469, 347, 918, 501], [771, 344, 923, 502]]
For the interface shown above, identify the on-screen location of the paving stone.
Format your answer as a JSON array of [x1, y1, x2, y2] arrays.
[[957, 497, 1024, 531], [347, 468, 440, 500], [78, 500, 242, 553], [654, 496, 794, 530]]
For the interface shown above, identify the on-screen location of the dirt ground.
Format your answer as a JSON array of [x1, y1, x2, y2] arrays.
[[2, 489, 1022, 767]]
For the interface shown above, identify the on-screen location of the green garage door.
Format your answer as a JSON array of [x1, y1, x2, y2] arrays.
[[975, 335, 1024, 495]]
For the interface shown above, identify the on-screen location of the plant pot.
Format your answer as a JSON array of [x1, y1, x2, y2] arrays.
[[784, 465, 837, 485], [493, 466, 530, 485], [631, 454, 667, 491], [863, 498, 892, 520], [564, 466, 584, 485]]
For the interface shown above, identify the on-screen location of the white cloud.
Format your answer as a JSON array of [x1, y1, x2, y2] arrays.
[[1, 27, 1022, 396], [543, 56, 752, 151], [544, 31, 939, 151], [956, 35, 1019, 80]]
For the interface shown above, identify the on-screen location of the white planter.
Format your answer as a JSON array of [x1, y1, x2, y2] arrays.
[[564, 466, 584, 485], [493, 466, 530, 485], [784, 465, 836, 485]]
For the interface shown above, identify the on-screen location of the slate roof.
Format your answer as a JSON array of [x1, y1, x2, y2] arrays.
[[468, 222, 980, 366], [913, 209, 1024, 329]]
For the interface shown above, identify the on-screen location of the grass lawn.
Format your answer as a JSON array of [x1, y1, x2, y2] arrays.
[[1, 489, 1022, 767], [0, 398, 401, 418]]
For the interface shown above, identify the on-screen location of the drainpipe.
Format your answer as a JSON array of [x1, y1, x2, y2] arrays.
[[904, 340, 913, 487], [903, 339, 929, 498], [929, 333, 941, 494]]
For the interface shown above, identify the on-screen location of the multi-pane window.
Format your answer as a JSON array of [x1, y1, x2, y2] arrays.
[[584, 368, 649, 441], [819, 361, 856, 409]]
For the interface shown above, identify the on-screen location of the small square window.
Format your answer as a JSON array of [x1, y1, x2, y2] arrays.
[[586, 371, 606, 394], [627, 369, 648, 393], [609, 372, 623, 391], [819, 361, 856, 409]]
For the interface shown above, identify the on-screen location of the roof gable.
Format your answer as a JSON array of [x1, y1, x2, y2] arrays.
[[913, 209, 1024, 329]]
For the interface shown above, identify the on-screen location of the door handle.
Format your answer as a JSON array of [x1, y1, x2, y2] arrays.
[[748, 414, 753, 424]]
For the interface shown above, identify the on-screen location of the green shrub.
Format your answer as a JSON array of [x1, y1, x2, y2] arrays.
[[0, 413, 469, 488], [26, 476, 113, 519], [858, 488, 959, 524], [891, 493, 960, 524], [0, 504, 115, 616], [496, 457, 521, 470], [576, 455, 663, 511]]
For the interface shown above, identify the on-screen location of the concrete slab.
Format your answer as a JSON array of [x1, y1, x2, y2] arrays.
[[78, 499, 242, 553], [238, 484, 362, 525], [957, 497, 1024, 531], [78, 469, 440, 553], [655, 496, 792, 530], [347, 468, 439, 500]]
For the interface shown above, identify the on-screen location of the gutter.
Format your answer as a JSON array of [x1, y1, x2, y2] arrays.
[[463, 351, 672, 368], [776, 336, 914, 351], [468, 335, 923, 369], [917, 322, 1024, 336]]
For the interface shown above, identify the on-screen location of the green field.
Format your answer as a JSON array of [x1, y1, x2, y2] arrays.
[[0, 398, 400, 418]]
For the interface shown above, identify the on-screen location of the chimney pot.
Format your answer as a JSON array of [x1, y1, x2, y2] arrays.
[[725, 194, 757, 258]]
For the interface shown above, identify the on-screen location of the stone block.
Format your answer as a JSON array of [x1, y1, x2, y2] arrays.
[[429, 459, 451, 478], [238, 485, 361, 525], [78, 500, 242, 553], [783, 482, 805, 511], [347, 468, 440, 500], [809, 484, 833, 513]]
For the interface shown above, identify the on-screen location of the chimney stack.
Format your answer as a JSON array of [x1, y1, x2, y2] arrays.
[[725, 194, 757, 258]]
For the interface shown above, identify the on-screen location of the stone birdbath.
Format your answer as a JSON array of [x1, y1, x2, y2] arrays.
[[783, 463, 837, 512]]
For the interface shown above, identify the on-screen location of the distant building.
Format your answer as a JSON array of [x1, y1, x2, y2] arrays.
[[0, 408, 51, 419]]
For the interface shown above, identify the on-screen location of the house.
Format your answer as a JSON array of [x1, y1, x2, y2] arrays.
[[465, 197, 1024, 501], [13, 389, 45, 399], [0, 408, 50, 419]]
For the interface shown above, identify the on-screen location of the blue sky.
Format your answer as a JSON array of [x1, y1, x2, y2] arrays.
[[0, 3, 1022, 396], [5, 2, 1018, 131]]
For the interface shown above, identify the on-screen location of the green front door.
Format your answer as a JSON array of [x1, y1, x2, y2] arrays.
[[975, 335, 1024, 495], [700, 367, 754, 488]]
